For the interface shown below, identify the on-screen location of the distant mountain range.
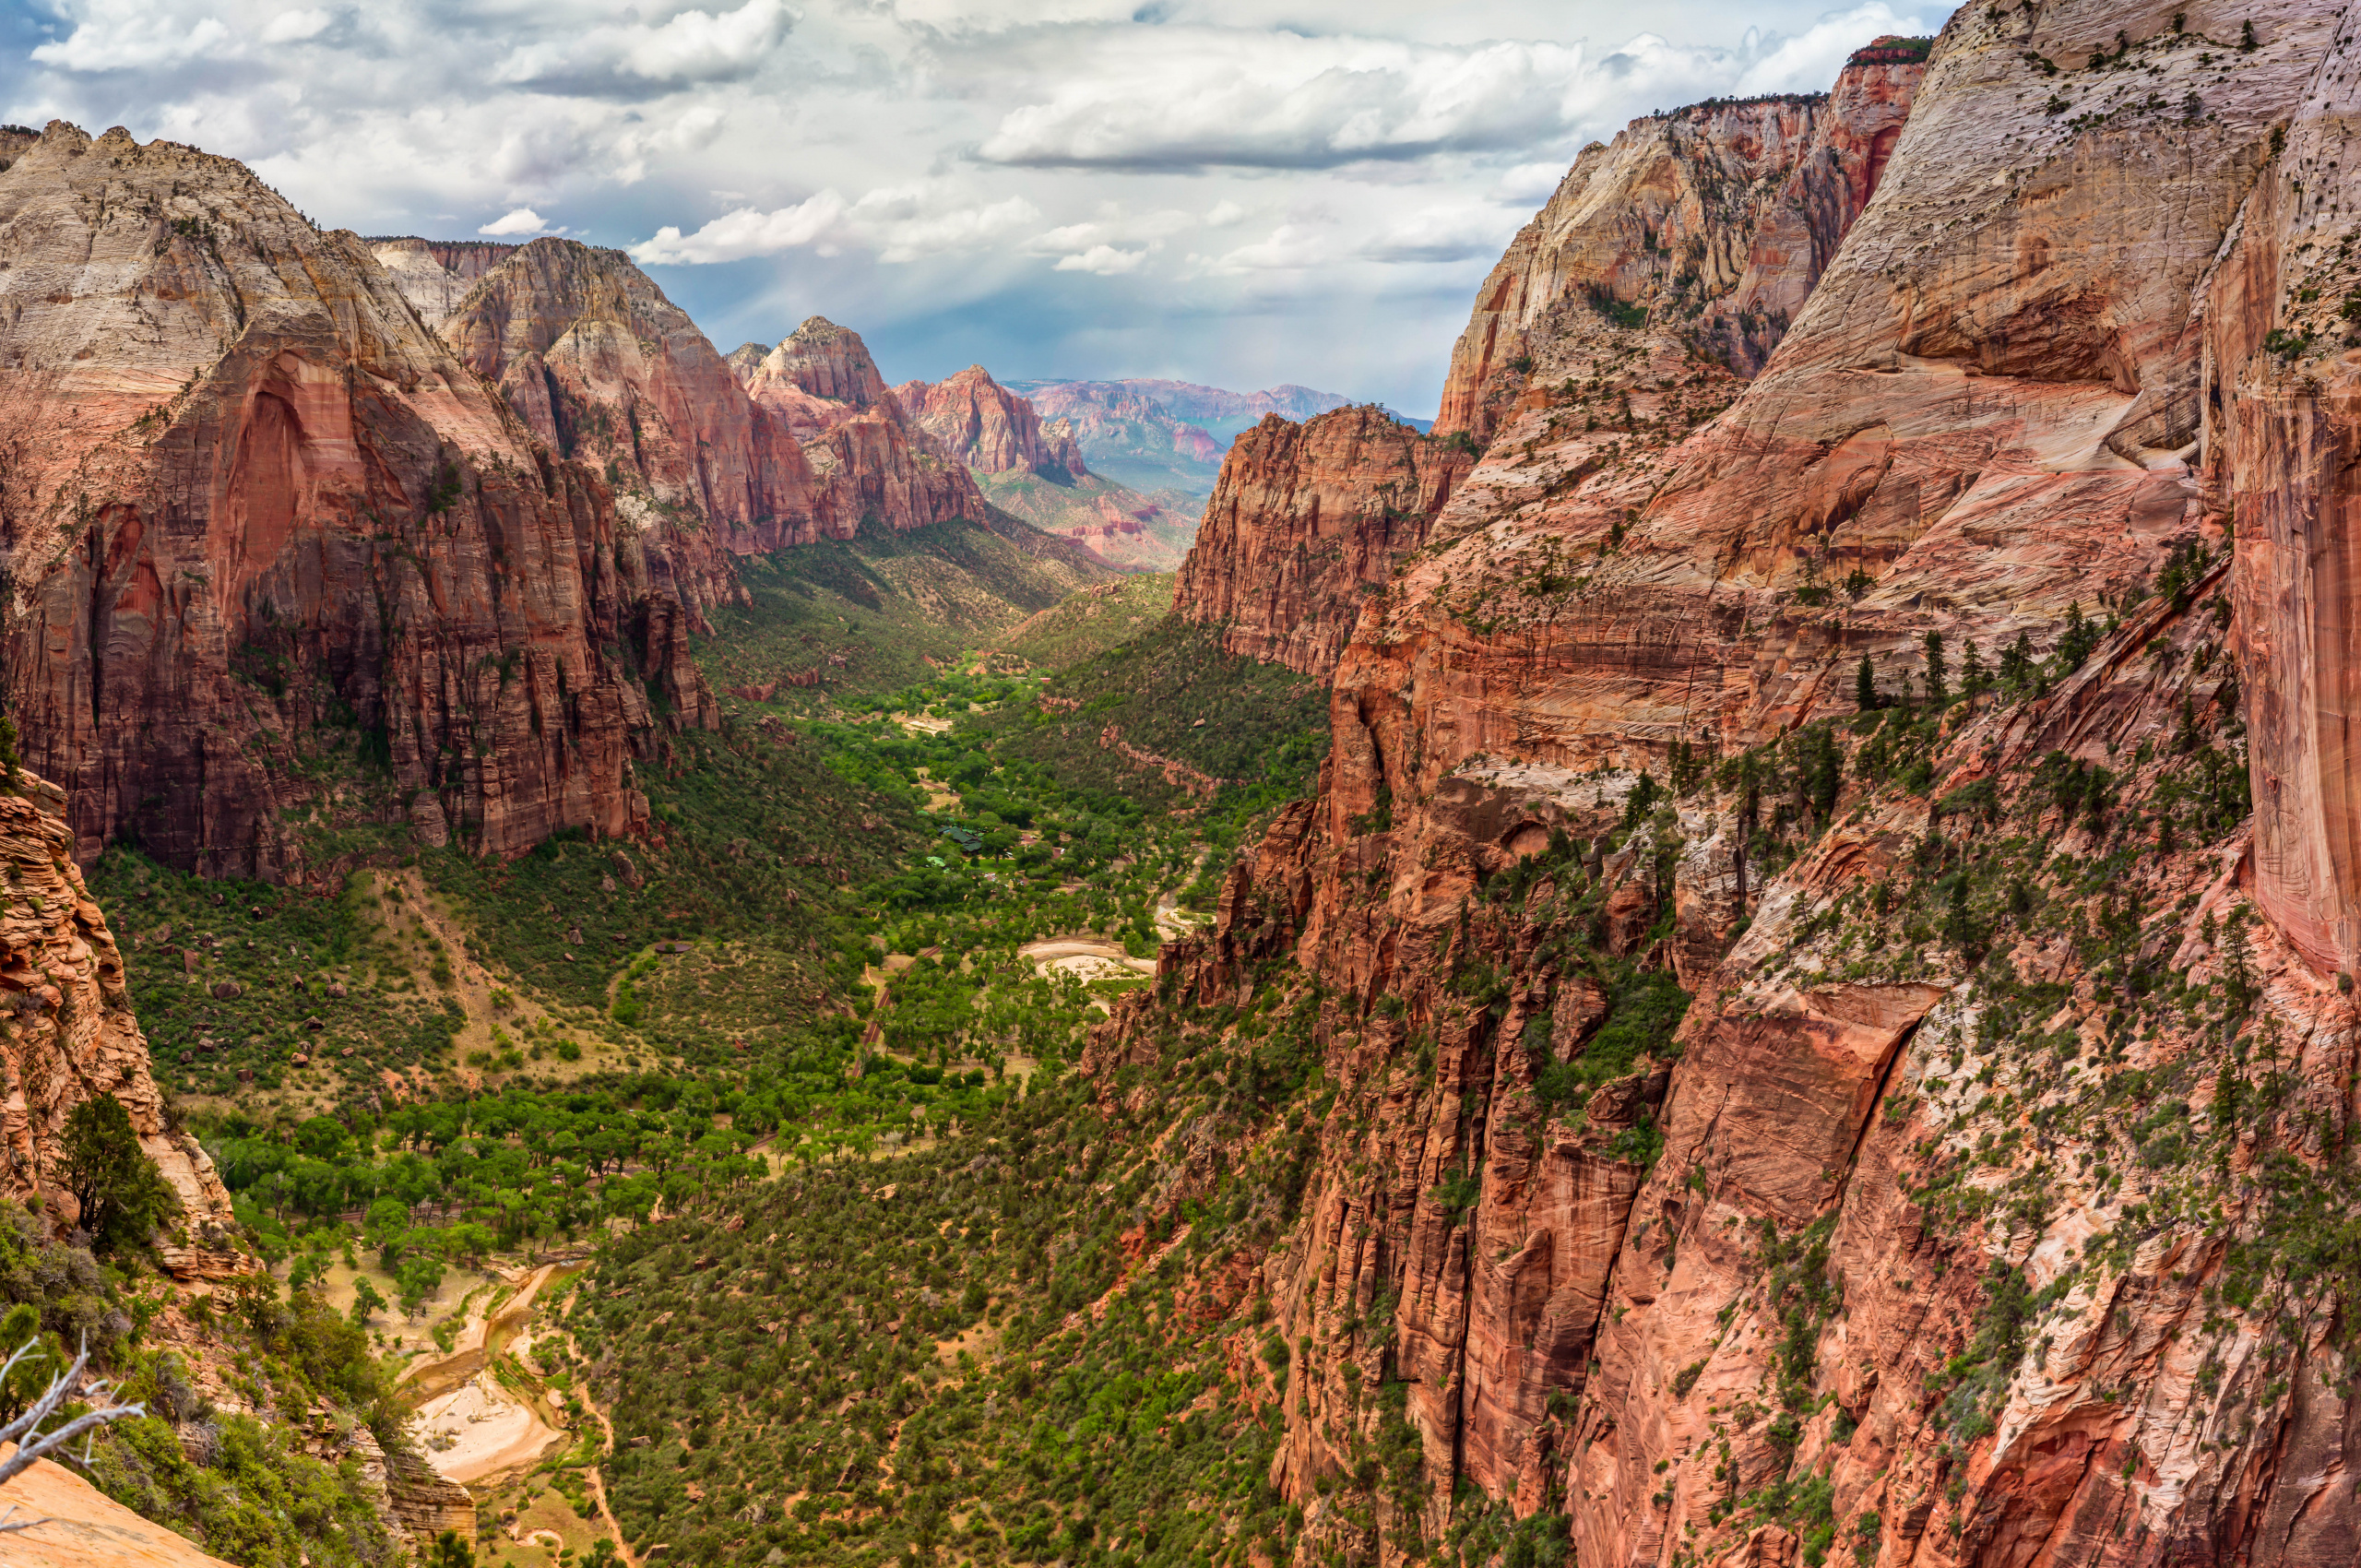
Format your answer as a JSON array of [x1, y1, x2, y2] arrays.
[[1009, 379, 1423, 493]]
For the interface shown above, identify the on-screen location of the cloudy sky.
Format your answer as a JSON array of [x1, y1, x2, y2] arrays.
[[0, 0, 1945, 416]]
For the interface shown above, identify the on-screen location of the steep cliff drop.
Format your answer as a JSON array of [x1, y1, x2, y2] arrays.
[[1436, 42, 1927, 446], [1116, 6, 2361, 1567], [0, 123, 713, 883], [0, 771, 240, 1276], [1175, 407, 1473, 680]]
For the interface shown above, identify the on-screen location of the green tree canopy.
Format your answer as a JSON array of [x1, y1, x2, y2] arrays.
[[58, 1094, 180, 1254]]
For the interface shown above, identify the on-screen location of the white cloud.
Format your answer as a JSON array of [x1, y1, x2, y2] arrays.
[[492, 0, 792, 89], [1489, 160, 1569, 206], [632, 191, 852, 265], [1213, 223, 1335, 272], [979, 33, 1597, 171], [1734, 3, 1928, 93], [30, 3, 234, 71], [855, 188, 1043, 263], [479, 207, 549, 236], [1360, 206, 1507, 264], [260, 8, 332, 44], [1204, 199, 1248, 227], [1053, 244, 1145, 275]]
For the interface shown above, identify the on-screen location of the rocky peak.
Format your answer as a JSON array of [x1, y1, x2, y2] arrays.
[[724, 340, 773, 382], [0, 123, 712, 877], [750, 315, 895, 417], [1435, 48, 1926, 444], [434, 235, 828, 548], [896, 363, 1088, 479], [1173, 406, 1470, 679]]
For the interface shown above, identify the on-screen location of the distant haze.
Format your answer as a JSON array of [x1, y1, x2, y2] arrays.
[[0, 2, 1939, 412]]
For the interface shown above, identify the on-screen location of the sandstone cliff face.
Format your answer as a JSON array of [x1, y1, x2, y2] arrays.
[[434, 237, 834, 562], [370, 237, 518, 329], [0, 774, 240, 1278], [1434, 49, 1924, 445], [1172, 407, 1471, 679], [0, 123, 710, 879], [1123, 4, 2361, 1566], [895, 365, 1087, 479], [732, 318, 991, 532], [2214, 4, 2361, 979], [738, 315, 898, 438]]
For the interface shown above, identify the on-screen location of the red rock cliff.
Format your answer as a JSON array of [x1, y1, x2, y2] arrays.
[[895, 364, 1088, 479], [435, 237, 834, 561], [0, 123, 714, 880], [1101, 5, 2361, 1567], [1172, 407, 1471, 680]]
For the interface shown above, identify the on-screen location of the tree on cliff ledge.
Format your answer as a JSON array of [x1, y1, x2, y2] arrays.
[[57, 1095, 180, 1255]]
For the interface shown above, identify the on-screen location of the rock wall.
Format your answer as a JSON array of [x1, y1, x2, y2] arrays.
[[434, 237, 835, 563], [0, 124, 714, 881], [368, 237, 519, 329], [2217, 3, 2361, 978], [0, 773, 241, 1277], [1172, 408, 1471, 680], [1114, 4, 2361, 1566], [896, 364, 1088, 479], [1434, 48, 1924, 445]]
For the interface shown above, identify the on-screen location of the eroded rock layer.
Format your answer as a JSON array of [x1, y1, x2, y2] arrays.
[[896, 364, 1087, 479], [0, 124, 715, 881], [1435, 46, 1924, 445], [1173, 407, 1472, 680]]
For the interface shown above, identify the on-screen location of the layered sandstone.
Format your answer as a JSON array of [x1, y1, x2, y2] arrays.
[[1173, 407, 1471, 679], [0, 774, 241, 1277], [370, 237, 518, 329], [1435, 48, 1924, 445], [1121, 5, 2361, 1567], [0, 123, 714, 879], [435, 238, 834, 558], [895, 365, 1087, 479]]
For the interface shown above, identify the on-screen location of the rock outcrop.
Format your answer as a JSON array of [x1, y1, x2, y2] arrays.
[[0, 1444, 237, 1567], [434, 237, 833, 559], [1173, 407, 1471, 679], [1435, 44, 1926, 445], [1119, 6, 2361, 1567], [896, 365, 1087, 479], [368, 237, 518, 329], [0, 774, 242, 1278], [0, 123, 711, 880]]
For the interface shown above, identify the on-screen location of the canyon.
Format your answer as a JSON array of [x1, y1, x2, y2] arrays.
[[15, 1, 2361, 1566]]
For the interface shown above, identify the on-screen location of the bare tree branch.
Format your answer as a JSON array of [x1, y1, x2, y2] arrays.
[[0, 1333, 145, 1530]]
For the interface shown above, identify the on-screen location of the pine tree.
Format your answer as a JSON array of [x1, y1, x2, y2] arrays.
[[1923, 630, 1949, 707], [1856, 654, 1878, 712]]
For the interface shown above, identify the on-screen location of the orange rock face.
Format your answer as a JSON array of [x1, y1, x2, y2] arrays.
[[1173, 407, 1472, 679], [896, 364, 1087, 479], [1434, 51, 1925, 445], [0, 123, 713, 880], [0, 775, 242, 1278], [1131, 6, 2361, 1567]]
